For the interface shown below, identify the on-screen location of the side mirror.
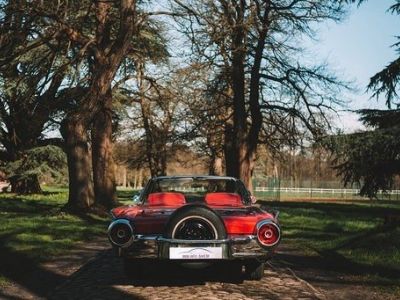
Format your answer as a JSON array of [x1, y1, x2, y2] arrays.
[[132, 190, 142, 204], [250, 195, 257, 204]]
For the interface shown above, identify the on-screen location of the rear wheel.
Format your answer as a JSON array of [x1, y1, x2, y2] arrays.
[[244, 259, 265, 280]]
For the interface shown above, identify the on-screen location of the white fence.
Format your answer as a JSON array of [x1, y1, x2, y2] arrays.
[[255, 187, 400, 196]]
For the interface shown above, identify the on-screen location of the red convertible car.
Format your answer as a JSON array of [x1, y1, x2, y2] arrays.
[[108, 176, 281, 280]]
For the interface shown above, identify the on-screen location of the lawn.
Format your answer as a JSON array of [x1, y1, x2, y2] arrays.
[[260, 199, 400, 294], [0, 187, 113, 292]]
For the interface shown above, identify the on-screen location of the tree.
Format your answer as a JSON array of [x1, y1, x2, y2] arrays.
[[328, 110, 400, 197], [0, 1, 67, 160], [172, 0, 349, 189], [330, 1, 400, 197], [0, 0, 169, 210], [126, 64, 186, 177], [2, 145, 67, 193], [177, 66, 230, 176], [14, 0, 169, 211], [111, 17, 171, 177], [51, 0, 138, 210], [0, 1, 72, 192]]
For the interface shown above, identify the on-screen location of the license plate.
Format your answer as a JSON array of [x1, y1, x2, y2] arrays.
[[169, 247, 223, 259]]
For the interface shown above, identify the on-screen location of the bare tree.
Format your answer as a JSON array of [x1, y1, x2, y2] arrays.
[[177, 66, 230, 175], [125, 62, 182, 177], [172, 0, 350, 190]]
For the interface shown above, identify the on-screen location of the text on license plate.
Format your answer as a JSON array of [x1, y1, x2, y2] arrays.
[[169, 247, 223, 259]]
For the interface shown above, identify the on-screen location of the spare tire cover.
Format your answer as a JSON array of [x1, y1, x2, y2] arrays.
[[164, 205, 227, 240]]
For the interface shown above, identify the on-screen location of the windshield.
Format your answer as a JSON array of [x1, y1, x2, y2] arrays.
[[144, 177, 250, 205]]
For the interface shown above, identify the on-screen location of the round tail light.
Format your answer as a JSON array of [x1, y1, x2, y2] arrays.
[[256, 221, 280, 247], [108, 219, 134, 247]]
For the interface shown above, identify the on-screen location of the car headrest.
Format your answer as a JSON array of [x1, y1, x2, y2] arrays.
[[204, 192, 243, 206], [147, 192, 186, 206]]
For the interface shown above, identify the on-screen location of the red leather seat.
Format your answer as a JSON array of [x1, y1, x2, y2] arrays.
[[204, 192, 243, 206], [147, 192, 186, 206]]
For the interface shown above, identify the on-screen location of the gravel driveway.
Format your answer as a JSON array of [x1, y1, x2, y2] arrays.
[[49, 249, 325, 300]]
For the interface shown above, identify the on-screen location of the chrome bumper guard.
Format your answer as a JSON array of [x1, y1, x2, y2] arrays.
[[118, 235, 276, 260]]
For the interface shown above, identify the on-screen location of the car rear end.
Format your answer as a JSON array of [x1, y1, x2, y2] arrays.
[[107, 176, 281, 279]]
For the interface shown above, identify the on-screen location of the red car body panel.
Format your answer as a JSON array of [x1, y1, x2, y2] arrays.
[[111, 203, 275, 235]]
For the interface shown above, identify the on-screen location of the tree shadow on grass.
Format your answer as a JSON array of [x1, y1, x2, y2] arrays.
[[276, 240, 400, 287], [0, 197, 55, 214], [261, 200, 400, 218], [264, 200, 400, 288], [0, 232, 66, 298]]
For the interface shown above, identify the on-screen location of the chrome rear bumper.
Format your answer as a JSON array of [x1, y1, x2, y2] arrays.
[[115, 235, 277, 260]]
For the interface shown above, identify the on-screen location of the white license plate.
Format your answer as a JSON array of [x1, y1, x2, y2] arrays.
[[169, 247, 223, 259]]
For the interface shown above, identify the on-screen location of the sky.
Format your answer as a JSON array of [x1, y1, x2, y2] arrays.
[[309, 0, 400, 132]]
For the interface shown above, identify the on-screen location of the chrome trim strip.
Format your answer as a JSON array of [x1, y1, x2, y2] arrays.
[[134, 234, 160, 240], [133, 235, 257, 244], [157, 237, 230, 244], [118, 234, 275, 259]]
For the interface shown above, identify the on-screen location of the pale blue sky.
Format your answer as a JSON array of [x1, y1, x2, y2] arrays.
[[310, 0, 400, 132]]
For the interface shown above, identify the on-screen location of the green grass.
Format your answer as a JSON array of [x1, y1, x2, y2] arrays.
[[260, 199, 400, 289], [116, 188, 139, 205], [0, 188, 111, 289]]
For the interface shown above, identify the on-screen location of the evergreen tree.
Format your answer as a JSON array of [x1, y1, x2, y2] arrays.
[[2, 146, 68, 193], [332, 1, 400, 197]]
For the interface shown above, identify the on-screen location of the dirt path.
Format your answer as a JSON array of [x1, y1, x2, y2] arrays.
[[0, 239, 109, 300]]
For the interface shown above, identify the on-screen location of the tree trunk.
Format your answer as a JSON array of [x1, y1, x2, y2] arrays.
[[122, 166, 127, 188], [92, 95, 117, 209], [134, 171, 138, 189], [238, 144, 256, 192], [209, 151, 224, 176], [9, 174, 42, 194], [226, 1, 251, 187], [224, 1, 266, 191], [138, 168, 143, 188], [224, 108, 237, 176], [60, 117, 94, 212], [136, 62, 168, 177]]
